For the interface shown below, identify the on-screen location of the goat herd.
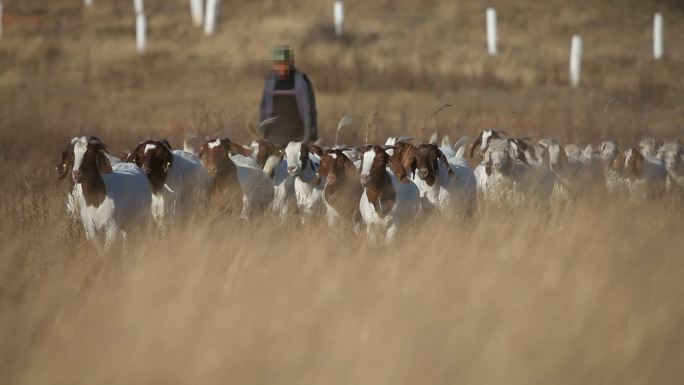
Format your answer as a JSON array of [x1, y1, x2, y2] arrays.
[[56, 128, 684, 248]]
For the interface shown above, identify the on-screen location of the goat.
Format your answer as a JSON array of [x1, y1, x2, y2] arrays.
[[598, 140, 630, 195], [384, 136, 417, 176], [657, 141, 684, 195], [316, 148, 364, 227], [56, 136, 121, 218], [475, 138, 552, 205], [616, 147, 667, 200], [284, 141, 326, 221], [638, 137, 661, 158], [358, 145, 420, 240], [469, 129, 506, 158], [199, 137, 273, 219], [69, 137, 151, 249], [410, 143, 477, 216], [248, 139, 296, 221], [130, 139, 210, 233], [538, 139, 583, 203]]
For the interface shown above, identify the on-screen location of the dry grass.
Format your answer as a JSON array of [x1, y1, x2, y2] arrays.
[[2, 0, 684, 384]]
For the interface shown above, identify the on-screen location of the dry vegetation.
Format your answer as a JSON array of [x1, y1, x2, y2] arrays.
[[1, 0, 684, 384]]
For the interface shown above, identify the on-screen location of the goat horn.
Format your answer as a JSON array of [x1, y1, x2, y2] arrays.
[[258, 116, 278, 131]]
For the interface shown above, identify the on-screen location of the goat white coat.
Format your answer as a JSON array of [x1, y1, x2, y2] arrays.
[[151, 150, 209, 231], [359, 171, 420, 241], [228, 153, 275, 219], [72, 145, 151, 249]]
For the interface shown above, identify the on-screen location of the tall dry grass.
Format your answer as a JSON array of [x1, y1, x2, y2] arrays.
[[2, 162, 684, 384], [1, 0, 684, 383]]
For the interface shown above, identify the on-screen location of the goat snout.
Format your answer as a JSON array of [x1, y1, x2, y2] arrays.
[[72, 169, 83, 183], [417, 168, 429, 179], [287, 165, 299, 176], [360, 174, 370, 186], [142, 165, 152, 174], [325, 173, 337, 185], [206, 165, 218, 176]]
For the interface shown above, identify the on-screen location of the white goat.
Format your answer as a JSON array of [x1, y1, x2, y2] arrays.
[[657, 141, 684, 195], [475, 139, 552, 205], [284, 141, 326, 222], [538, 139, 583, 204], [248, 139, 295, 221]]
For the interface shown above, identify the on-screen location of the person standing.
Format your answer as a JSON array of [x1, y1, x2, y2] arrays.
[[259, 45, 318, 146]]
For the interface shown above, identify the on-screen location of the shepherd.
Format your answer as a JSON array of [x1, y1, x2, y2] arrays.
[[259, 45, 318, 146]]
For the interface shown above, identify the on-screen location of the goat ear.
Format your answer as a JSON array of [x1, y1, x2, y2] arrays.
[[56, 147, 71, 179], [163, 147, 174, 172], [437, 150, 455, 177], [304, 142, 324, 156], [132, 143, 144, 166], [388, 156, 409, 182], [161, 139, 173, 151], [228, 142, 252, 157], [469, 133, 482, 158], [96, 150, 113, 174]]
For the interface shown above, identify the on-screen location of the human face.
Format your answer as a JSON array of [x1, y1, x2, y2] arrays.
[[274, 60, 290, 79]]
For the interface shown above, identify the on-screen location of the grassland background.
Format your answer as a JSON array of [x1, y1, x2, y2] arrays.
[[1, 1, 683, 384]]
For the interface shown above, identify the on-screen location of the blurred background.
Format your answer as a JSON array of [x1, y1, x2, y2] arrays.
[[0, 0, 682, 149]]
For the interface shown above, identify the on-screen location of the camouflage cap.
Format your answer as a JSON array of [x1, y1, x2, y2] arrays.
[[272, 45, 293, 63]]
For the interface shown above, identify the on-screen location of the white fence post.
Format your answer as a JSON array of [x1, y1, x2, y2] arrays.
[[653, 12, 663, 60], [204, 0, 219, 35], [136, 13, 146, 53], [569, 35, 582, 87], [84, 0, 93, 7], [334, 1, 344, 37], [134, 0, 144, 15], [190, 0, 203, 27], [486, 7, 497, 56]]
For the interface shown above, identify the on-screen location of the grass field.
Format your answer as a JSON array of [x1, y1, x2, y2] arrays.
[[1, 0, 683, 384]]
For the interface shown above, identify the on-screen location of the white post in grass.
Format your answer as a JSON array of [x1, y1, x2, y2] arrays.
[[190, 0, 203, 27], [653, 12, 663, 60], [133, 0, 144, 15], [569, 35, 582, 87], [84, 0, 93, 7], [136, 13, 146, 53], [334, 1, 344, 36], [204, 0, 218, 35], [486, 7, 497, 56]]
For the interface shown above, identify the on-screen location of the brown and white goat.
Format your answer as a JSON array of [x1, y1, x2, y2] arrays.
[[616, 147, 667, 199], [199, 137, 273, 219], [358, 145, 420, 240], [469, 129, 506, 158], [409, 143, 479, 215], [56, 136, 121, 218], [316, 148, 364, 227], [130, 139, 209, 232], [68, 137, 151, 249]]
